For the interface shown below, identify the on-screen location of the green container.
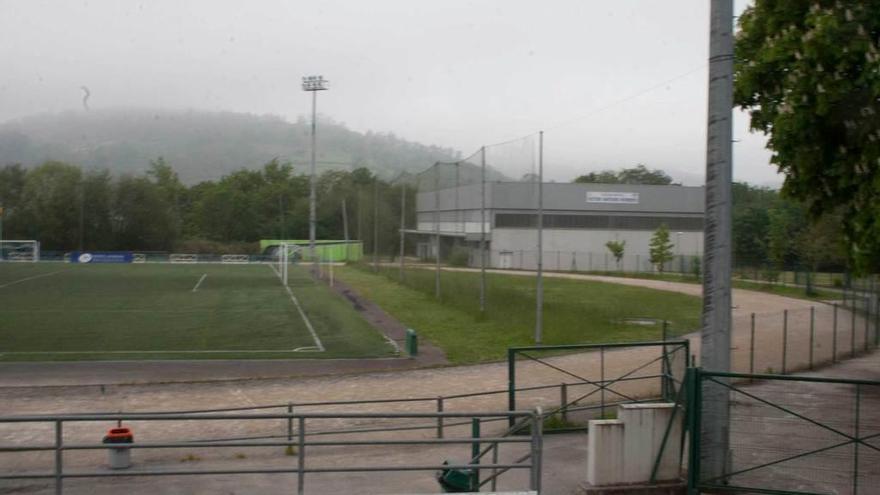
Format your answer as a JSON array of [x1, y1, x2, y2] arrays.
[[405, 328, 418, 357], [436, 461, 475, 493]]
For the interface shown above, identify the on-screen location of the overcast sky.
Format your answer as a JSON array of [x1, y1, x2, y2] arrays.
[[0, 0, 779, 186]]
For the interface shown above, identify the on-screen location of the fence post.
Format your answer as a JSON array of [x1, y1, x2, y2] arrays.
[[556, 250, 560, 271], [529, 408, 543, 493], [851, 303, 857, 358], [471, 418, 481, 491], [287, 403, 293, 445], [55, 420, 63, 495], [491, 443, 499, 492], [560, 383, 568, 423], [864, 298, 870, 352], [782, 309, 788, 374], [854, 384, 861, 495], [686, 368, 701, 493], [436, 397, 444, 439], [661, 320, 669, 400], [833, 303, 838, 363], [297, 417, 306, 495], [749, 313, 756, 379], [600, 347, 606, 418], [809, 307, 815, 370], [507, 349, 516, 428]]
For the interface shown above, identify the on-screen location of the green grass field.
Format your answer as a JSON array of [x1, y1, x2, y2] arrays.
[[338, 265, 702, 363], [0, 262, 393, 361]]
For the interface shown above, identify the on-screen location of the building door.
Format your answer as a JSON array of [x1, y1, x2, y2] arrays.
[[499, 251, 513, 269]]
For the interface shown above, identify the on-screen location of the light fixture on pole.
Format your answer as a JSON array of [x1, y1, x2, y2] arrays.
[[302, 75, 329, 275]]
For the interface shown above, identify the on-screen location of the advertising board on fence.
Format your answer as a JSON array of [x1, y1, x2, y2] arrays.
[[70, 252, 134, 263]]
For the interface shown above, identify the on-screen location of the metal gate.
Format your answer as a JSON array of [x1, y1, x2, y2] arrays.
[[687, 368, 880, 494]]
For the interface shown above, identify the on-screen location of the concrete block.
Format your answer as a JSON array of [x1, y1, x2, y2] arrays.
[[619, 403, 681, 483], [587, 419, 625, 486]]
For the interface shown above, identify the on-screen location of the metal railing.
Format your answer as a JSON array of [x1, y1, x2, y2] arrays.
[[508, 340, 691, 428], [0, 410, 542, 495], [687, 368, 880, 495]]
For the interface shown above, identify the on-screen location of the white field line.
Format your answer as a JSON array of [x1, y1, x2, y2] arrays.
[[267, 263, 325, 352], [284, 284, 325, 352], [191, 273, 208, 292], [0, 269, 66, 289]]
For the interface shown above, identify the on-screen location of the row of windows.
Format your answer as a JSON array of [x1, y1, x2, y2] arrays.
[[494, 213, 703, 231]]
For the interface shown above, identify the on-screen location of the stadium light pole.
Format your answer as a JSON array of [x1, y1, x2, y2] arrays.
[[702, 0, 734, 482], [302, 75, 328, 275]]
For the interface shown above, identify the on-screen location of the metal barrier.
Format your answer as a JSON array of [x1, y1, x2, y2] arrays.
[[686, 368, 880, 494], [0, 410, 542, 495], [507, 339, 690, 428]]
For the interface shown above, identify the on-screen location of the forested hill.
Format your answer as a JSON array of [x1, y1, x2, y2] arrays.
[[0, 109, 460, 183]]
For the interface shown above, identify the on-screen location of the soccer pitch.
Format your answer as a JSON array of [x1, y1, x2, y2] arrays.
[[0, 262, 394, 361]]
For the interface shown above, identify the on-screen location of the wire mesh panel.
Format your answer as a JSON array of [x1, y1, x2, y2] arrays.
[[692, 371, 880, 495]]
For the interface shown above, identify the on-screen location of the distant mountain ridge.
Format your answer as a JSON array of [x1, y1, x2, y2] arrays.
[[0, 108, 461, 183]]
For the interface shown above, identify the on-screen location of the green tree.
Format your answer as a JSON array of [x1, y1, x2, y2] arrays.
[[605, 240, 626, 270], [575, 164, 673, 185], [649, 224, 675, 272], [16, 162, 83, 250], [735, 1, 880, 273]]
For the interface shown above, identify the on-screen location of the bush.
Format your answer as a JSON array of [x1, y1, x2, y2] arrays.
[[691, 256, 702, 280], [448, 247, 470, 267]]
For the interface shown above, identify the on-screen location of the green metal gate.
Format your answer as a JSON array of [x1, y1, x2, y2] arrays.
[[686, 368, 880, 494]]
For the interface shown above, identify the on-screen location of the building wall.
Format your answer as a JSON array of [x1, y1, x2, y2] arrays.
[[489, 228, 703, 271]]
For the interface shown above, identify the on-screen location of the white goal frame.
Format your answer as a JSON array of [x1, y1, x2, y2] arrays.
[[0, 240, 40, 262]]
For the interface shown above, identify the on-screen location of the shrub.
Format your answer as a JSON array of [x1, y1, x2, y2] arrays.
[[448, 247, 470, 267]]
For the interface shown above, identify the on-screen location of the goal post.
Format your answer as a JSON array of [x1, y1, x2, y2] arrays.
[[0, 240, 40, 262], [274, 243, 303, 286]]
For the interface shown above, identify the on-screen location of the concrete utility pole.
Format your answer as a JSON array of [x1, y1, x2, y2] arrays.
[[399, 182, 406, 281], [373, 179, 379, 272], [434, 164, 441, 299], [341, 198, 349, 261], [535, 131, 544, 344], [302, 75, 328, 274], [702, 0, 734, 482], [479, 147, 487, 313]]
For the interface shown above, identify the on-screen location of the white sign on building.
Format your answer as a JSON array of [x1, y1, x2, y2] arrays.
[[586, 191, 640, 204]]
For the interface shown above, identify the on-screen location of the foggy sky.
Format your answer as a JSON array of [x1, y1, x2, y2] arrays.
[[0, 0, 778, 186]]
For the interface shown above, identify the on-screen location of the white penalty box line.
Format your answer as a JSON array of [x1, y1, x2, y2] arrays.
[[0, 269, 66, 289], [268, 262, 325, 353]]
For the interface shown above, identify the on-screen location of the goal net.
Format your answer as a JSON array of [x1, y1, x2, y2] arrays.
[[0, 240, 40, 262]]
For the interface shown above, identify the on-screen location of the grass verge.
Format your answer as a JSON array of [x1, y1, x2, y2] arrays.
[[336, 265, 700, 364]]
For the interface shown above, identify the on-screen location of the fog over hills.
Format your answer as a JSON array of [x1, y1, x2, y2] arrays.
[[0, 109, 461, 183]]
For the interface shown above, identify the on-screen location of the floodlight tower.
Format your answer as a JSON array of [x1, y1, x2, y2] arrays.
[[302, 75, 329, 274]]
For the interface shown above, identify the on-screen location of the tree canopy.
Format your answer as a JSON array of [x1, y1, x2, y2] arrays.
[[574, 164, 674, 185], [735, 1, 880, 272]]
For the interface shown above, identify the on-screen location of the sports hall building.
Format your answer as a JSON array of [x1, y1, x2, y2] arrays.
[[405, 182, 705, 271]]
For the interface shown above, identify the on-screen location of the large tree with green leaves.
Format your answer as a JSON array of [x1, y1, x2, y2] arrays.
[[735, 1, 880, 272]]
